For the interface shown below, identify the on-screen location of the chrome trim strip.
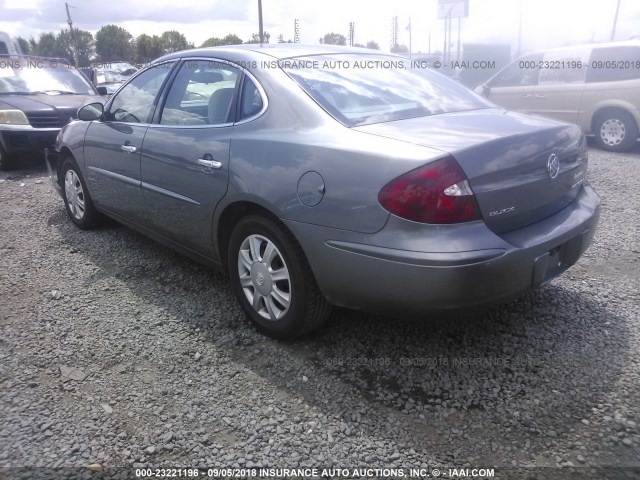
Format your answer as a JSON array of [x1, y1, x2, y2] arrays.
[[87, 166, 140, 187], [141, 181, 201, 205]]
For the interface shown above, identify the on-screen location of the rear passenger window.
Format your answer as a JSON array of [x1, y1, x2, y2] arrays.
[[587, 46, 640, 82], [239, 77, 264, 120]]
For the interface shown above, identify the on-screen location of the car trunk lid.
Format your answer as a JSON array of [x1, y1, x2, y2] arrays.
[[354, 108, 588, 234]]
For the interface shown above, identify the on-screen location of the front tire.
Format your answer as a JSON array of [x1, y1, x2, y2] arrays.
[[0, 147, 14, 171], [61, 158, 100, 229], [594, 110, 639, 152], [228, 215, 331, 339]]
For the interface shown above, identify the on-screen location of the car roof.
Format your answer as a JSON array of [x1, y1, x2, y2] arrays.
[[521, 39, 640, 58], [155, 43, 390, 63]]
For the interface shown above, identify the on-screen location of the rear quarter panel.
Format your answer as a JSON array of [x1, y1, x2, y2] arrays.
[[578, 79, 640, 133], [224, 65, 446, 234]]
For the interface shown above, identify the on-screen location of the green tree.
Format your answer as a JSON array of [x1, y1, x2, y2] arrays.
[[135, 34, 163, 64], [55, 29, 94, 66], [34, 32, 60, 58], [277, 34, 293, 43], [73, 29, 95, 66], [15, 36, 31, 54], [320, 33, 346, 46], [220, 34, 243, 45], [160, 30, 189, 54], [246, 31, 270, 44], [391, 44, 409, 54], [95, 24, 134, 62], [366, 40, 380, 50], [201, 37, 222, 47]]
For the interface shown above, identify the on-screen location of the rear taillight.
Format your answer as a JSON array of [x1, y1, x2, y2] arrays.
[[378, 156, 482, 224]]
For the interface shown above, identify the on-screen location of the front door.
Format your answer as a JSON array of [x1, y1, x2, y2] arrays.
[[140, 59, 241, 255], [84, 62, 175, 223]]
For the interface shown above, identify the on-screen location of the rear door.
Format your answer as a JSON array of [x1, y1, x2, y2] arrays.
[[84, 62, 175, 223], [485, 53, 541, 112], [140, 59, 245, 255], [530, 48, 590, 124]]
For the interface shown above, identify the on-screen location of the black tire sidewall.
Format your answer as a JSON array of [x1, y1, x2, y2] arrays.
[[228, 215, 309, 339], [61, 158, 96, 229], [595, 111, 639, 152], [0, 147, 13, 171]]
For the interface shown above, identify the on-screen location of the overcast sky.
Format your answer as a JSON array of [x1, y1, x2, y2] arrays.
[[1, 0, 639, 56]]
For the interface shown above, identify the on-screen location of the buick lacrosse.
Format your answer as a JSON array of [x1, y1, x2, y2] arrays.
[[50, 45, 600, 338]]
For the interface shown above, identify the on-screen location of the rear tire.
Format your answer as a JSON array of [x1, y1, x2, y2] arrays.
[[593, 110, 638, 152], [228, 214, 331, 339], [61, 157, 100, 229]]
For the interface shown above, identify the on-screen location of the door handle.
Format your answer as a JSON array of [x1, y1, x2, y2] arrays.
[[197, 158, 222, 169], [535, 94, 546, 98], [121, 145, 137, 153], [521, 94, 531, 98]]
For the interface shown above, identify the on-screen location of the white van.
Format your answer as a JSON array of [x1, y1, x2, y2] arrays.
[[476, 40, 640, 152], [0, 32, 21, 56]]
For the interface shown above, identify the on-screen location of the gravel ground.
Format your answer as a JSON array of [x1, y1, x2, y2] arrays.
[[0, 145, 639, 480]]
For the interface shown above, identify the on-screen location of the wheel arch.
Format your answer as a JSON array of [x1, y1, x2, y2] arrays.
[[56, 146, 75, 185], [215, 200, 298, 269], [590, 104, 639, 135]]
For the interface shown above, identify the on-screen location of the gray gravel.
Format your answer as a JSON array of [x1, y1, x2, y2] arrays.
[[0, 143, 639, 480]]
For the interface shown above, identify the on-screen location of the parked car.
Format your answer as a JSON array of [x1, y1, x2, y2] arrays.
[[475, 40, 640, 152], [0, 56, 103, 170], [51, 45, 600, 339], [80, 61, 137, 95]]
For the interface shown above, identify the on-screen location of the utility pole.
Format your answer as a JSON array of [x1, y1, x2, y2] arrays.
[[294, 18, 300, 43], [65, 2, 78, 65], [408, 17, 412, 59], [517, 0, 523, 57], [258, 0, 264, 44], [611, 0, 621, 41], [348, 22, 355, 47]]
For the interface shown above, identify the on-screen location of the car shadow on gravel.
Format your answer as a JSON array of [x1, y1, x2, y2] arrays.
[[54, 213, 633, 468]]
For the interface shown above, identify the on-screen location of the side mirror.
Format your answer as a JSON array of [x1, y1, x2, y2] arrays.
[[77, 102, 104, 121], [96, 86, 109, 96]]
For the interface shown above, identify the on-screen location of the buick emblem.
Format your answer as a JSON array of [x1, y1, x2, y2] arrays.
[[547, 153, 560, 179]]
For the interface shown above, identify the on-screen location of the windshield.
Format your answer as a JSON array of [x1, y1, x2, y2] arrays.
[[0, 61, 96, 95], [283, 54, 491, 127]]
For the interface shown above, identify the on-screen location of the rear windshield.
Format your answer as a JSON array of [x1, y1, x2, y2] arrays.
[[283, 54, 490, 126]]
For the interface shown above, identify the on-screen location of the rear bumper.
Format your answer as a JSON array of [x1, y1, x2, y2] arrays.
[[285, 184, 600, 315]]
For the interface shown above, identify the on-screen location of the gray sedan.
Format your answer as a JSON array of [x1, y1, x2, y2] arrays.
[[51, 45, 601, 339]]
